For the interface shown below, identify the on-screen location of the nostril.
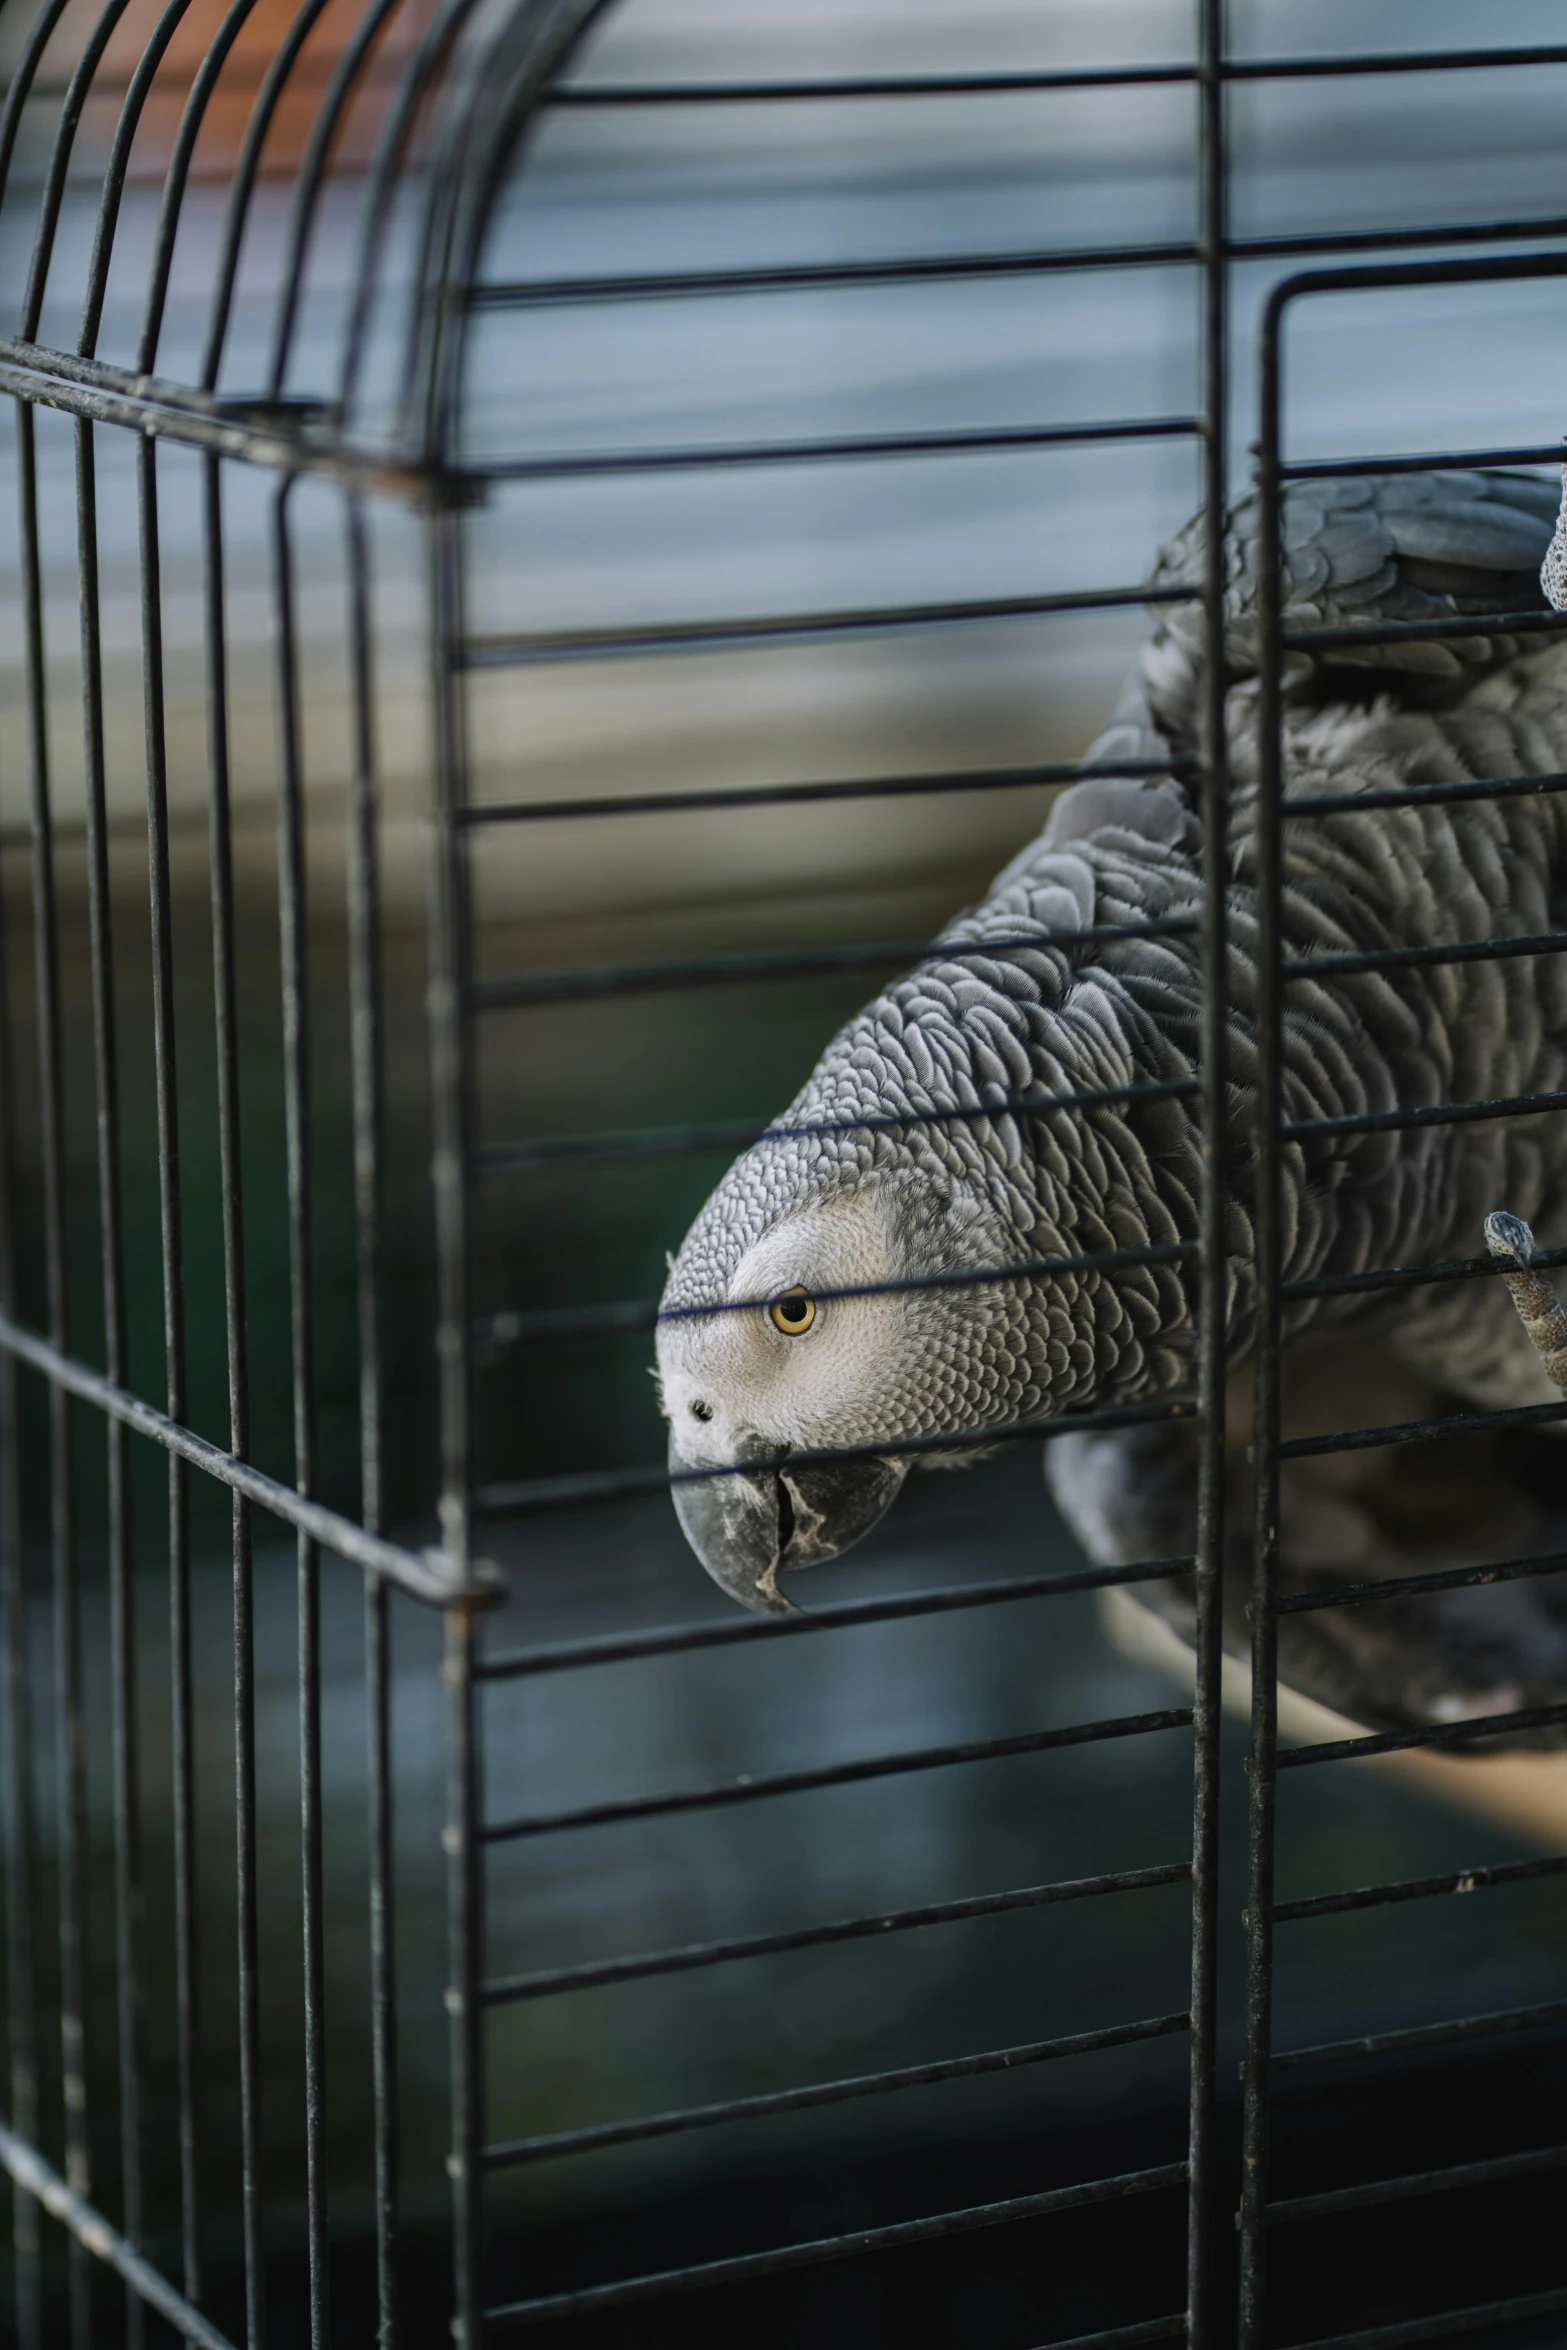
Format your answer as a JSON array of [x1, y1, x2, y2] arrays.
[[689, 1399, 714, 1423]]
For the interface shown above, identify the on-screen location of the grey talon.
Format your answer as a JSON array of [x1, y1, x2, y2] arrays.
[[1486, 1212, 1567, 1390], [1543, 461, 1567, 613]]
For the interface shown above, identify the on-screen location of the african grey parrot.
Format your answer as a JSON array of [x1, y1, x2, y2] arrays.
[[656, 464, 1567, 1744]]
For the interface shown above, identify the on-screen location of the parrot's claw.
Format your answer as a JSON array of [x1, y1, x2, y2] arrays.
[[1542, 458, 1567, 614], [1485, 1211, 1567, 1390]]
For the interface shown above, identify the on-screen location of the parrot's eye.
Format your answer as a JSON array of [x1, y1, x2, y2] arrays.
[[768, 1286, 817, 1336]]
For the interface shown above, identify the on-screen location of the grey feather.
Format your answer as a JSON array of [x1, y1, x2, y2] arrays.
[[1150, 466, 1559, 691], [660, 467, 1567, 1737]]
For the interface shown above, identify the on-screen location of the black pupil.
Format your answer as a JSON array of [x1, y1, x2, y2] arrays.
[[778, 1294, 809, 1324]]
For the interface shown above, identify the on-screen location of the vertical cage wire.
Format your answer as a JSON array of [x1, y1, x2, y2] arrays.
[[1187, 0, 1228, 2335], [76, 393, 143, 2350], [201, 438, 269, 2350], [0, 550, 41, 2350], [18, 384, 92, 2350], [346, 485, 401, 2348], [140, 419, 204, 2322], [428, 490, 487, 2350], [270, 471, 332, 2350]]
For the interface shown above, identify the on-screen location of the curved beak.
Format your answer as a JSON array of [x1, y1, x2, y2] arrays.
[[669, 1440, 907, 1616]]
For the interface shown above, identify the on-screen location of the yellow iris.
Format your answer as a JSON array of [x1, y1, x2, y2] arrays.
[[768, 1286, 816, 1335]]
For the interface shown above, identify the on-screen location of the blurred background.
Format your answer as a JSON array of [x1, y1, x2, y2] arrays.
[[8, 0, 1567, 2341]]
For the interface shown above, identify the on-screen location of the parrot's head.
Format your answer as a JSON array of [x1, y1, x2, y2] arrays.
[[656, 1127, 1054, 1617], [656, 856, 1198, 1614]]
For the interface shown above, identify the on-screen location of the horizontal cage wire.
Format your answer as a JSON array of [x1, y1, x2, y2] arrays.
[[4, 2, 1567, 2347]]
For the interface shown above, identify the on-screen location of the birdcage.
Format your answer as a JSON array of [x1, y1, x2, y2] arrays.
[[6, 2, 1567, 2346]]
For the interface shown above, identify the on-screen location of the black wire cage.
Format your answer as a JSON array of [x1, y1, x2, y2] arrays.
[[7, 1, 1567, 2345]]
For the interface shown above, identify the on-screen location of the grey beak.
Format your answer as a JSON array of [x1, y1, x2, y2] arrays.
[[669, 1439, 907, 1616]]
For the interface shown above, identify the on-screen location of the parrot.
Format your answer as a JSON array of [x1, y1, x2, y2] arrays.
[[655, 463, 1567, 1745]]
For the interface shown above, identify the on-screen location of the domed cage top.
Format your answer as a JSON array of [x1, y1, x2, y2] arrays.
[[6, 2, 1567, 2346]]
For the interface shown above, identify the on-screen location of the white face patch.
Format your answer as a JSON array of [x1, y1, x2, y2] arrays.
[[657, 1194, 910, 1461]]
